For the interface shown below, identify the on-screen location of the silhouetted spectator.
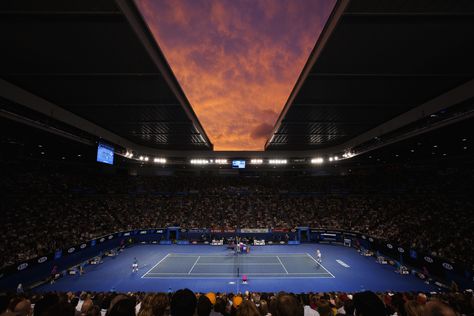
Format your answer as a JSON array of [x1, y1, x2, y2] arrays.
[[353, 291, 386, 316], [170, 289, 197, 316], [275, 293, 303, 316], [197, 295, 212, 316]]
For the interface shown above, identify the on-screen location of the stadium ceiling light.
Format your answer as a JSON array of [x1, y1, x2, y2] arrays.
[[250, 159, 263, 164], [311, 158, 324, 164], [144, 156, 149, 161], [334, 156, 339, 160], [139, 156, 144, 161], [268, 159, 287, 165], [215, 159, 228, 164], [329, 157, 334, 162], [190, 159, 209, 165], [153, 158, 166, 164], [462, 138, 467, 141], [342, 151, 355, 159]]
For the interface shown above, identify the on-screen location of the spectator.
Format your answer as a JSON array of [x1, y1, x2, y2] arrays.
[[212, 297, 227, 316], [138, 293, 169, 316], [6, 298, 31, 316], [44, 301, 75, 316], [236, 300, 259, 316], [86, 305, 101, 316], [76, 292, 88, 313], [81, 298, 94, 315], [352, 291, 386, 316], [1, 168, 472, 269], [275, 293, 303, 316], [170, 289, 197, 316], [301, 294, 319, 316], [197, 295, 212, 316], [423, 301, 456, 316], [34, 293, 59, 316], [258, 300, 270, 316], [317, 301, 332, 316], [107, 298, 136, 316], [2, 290, 473, 316], [405, 300, 424, 316]]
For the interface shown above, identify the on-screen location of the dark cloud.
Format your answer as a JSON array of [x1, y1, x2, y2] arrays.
[[251, 123, 273, 140]]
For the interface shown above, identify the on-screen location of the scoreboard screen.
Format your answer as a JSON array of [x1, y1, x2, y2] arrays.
[[232, 160, 246, 169], [97, 143, 114, 165]]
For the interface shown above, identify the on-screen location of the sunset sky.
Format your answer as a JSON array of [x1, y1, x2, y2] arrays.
[[135, 0, 336, 151]]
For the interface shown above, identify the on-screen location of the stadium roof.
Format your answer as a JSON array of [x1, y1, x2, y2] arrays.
[[266, 0, 474, 152], [0, 0, 213, 151], [1, 0, 473, 159], [351, 116, 474, 166]]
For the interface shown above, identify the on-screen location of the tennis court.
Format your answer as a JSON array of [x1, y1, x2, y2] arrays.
[[142, 253, 334, 279]]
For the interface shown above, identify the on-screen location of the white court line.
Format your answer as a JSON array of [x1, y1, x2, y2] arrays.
[[141, 253, 171, 278], [306, 253, 336, 278], [188, 256, 201, 274], [168, 253, 309, 257], [142, 275, 335, 279], [142, 253, 334, 278], [336, 259, 350, 268], [146, 272, 330, 275], [195, 263, 281, 265], [276, 256, 289, 274]]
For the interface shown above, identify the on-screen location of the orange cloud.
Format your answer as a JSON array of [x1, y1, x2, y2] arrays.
[[135, 0, 336, 150]]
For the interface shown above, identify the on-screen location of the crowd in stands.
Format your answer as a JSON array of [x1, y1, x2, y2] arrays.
[[2, 288, 473, 316], [1, 164, 473, 270]]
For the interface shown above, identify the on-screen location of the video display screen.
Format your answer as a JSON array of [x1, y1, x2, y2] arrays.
[[97, 143, 114, 165], [232, 160, 246, 169]]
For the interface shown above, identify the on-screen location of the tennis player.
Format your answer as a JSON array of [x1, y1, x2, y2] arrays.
[[316, 249, 322, 263], [132, 257, 139, 272]]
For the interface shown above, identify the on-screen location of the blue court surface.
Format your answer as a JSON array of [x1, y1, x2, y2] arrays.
[[142, 253, 334, 279], [38, 244, 436, 293]]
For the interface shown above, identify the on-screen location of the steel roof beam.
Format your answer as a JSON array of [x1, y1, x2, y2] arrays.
[[265, 0, 351, 149], [344, 12, 474, 17], [115, 0, 213, 150], [3, 73, 161, 77], [292, 103, 408, 108], [62, 103, 180, 108], [307, 73, 473, 78]]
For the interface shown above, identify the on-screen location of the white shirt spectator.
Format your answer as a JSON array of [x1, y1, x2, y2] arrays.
[[304, 305, 320, 316]]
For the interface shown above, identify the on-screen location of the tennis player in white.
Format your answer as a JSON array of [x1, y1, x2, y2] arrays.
[[316, 249, 322, 263]]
